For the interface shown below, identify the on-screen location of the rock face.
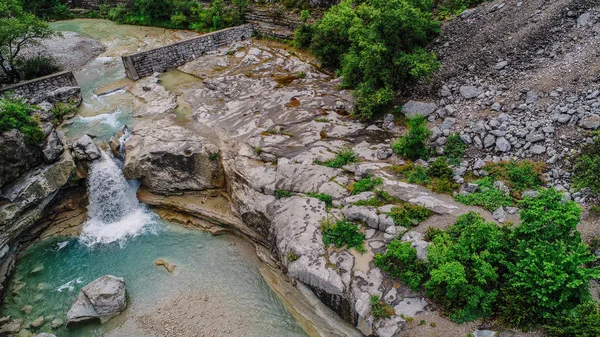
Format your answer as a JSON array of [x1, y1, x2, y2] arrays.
[[0, 130, 42, 188], [66, 275, 126, 326], [124, 118, 224, 194]]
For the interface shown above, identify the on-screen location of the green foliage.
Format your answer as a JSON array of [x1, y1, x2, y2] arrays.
[[286, 251, 299, 262], [392, 116, 431, 160], [314, 148, 358, 168], [407, 166, 430, 184], [298, 0, 440, 119], [275, 189, 292, 199], [0, 95, 43, 145], [208, 152, 219, 161], [444, 133, 465, 165], [374, 240, 427, 290], [370, 295, 395, 319], [435, 0, 487, 19], [484, 160, 545, 196], [307, 192, 333, 208], [385, 188, 600, 331], [352, 176, 383, 195], [544, 302, 600, 337], [454, 177, 513, 211], [103, 0, 242, 31], [571, 134, 600, 195], [21, 0, 72, 20], [321, 218, 366, 252], [388, 203, 431, 227], [50, 101, 77, 123], [14, 55, 59, 80], [0, 1, 57, 83], [427, 157, 453, 180], [425, 212, 507, 323]]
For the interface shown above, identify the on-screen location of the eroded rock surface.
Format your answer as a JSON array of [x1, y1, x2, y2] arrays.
[[66, 275, 126, 325]]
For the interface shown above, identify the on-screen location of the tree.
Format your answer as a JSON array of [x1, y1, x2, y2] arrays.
[[231, 0, 248, 24], [0, 0, 56, 83]]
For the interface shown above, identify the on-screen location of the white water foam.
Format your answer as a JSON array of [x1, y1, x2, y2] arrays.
[[76, 109, 123, 128], [57, 277, 83, 292], [79, 152, 157, 246]]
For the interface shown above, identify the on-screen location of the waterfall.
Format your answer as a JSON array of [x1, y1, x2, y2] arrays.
[[79, 151, 156, 246]]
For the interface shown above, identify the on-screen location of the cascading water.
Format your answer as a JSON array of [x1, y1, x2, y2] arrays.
[[79, 150, 156, 246]]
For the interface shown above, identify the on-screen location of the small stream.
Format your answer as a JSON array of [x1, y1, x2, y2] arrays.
[[0, 19, 310, 336]]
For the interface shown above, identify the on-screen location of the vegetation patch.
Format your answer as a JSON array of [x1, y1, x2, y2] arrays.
[[388, 203, 432, 227], [392, 159, 459, 194], [321, 218, 366, 253], [370, 295, 395, 319], [275, 189, 292, 199], [392, 116, 431, 160], [570, 132, 600, 197], [354, 190, 399, 207], [443, 132, 466, 165], [352, 176, 383, 195], [454, 177, 513, 211], [377, 189, 600, 333], [483, 160, 545, 196], [306, 192, 333, 208], [314, 148, 358, 168], [0, 95, 44, 145]]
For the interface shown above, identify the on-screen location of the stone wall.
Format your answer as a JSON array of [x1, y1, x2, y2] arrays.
[[0, 71, 78, 99], [121, 25, 254, 80], [63, 0, 133, 9]]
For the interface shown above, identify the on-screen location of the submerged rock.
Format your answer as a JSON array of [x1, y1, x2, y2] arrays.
[[154, 259, 177, 273], [66, 275, 126, 326]]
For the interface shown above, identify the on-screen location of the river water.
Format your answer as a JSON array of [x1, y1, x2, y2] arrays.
[[0, 19, 309, 337]]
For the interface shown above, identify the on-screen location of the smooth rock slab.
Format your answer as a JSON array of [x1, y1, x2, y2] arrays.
[[459, 85, 483, 99], [579, 114, 600, 129], [66, 275, 126, 326]]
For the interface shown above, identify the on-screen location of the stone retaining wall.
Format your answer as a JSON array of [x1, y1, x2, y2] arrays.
[[0, 71, 77, 98], [63, 0, 133, 9], [121, 24, 254, 80]]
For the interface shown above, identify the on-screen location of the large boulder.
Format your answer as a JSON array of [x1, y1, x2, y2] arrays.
[[66, 275, 126, 326], [72, 135, 101, 162], [401, 101, 437, 118], [45, 86, 82, 106], [124, 118, 223, 194]]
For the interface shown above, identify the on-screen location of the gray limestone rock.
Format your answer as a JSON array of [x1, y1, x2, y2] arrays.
[[72, 135, 101, 161], [495, 137, 511, 152], [66, 275, 127, 326], [401, 231, 429, 260], [42, 130, 64, 163], [493, 207, 506, 223], [402, 101, 437, 118], [579, 114, 600, 129], [342, 205, 379, 229], [459, 85, 483, 99]]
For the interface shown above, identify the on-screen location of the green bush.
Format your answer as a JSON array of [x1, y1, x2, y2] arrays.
[[0, 95, 44, 145], [444, 133, 465, 165], [454, 177, 513, 211], [388, 203, 431, 227], [392, 116, 431, 160], [425, 212, 507, 323], [407, 166, 430, 184], [352, 176, 383, 195], [571, 134, 600, 196], [543, 302, 600, 337], [427, 157, 453, 181], [321, 218, 366, 252], [299, 0, 440, 119], [15, 55, 59, 81], [21, 0, 72, 20], [370, 295, 395, 319], [275, 189, 292, 199], [374, 240, 427, 290], [314, 148, 358, 168], [484, 160, 545, 196], [381, 189, 600, 331], [307, 192, 333, 208]]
